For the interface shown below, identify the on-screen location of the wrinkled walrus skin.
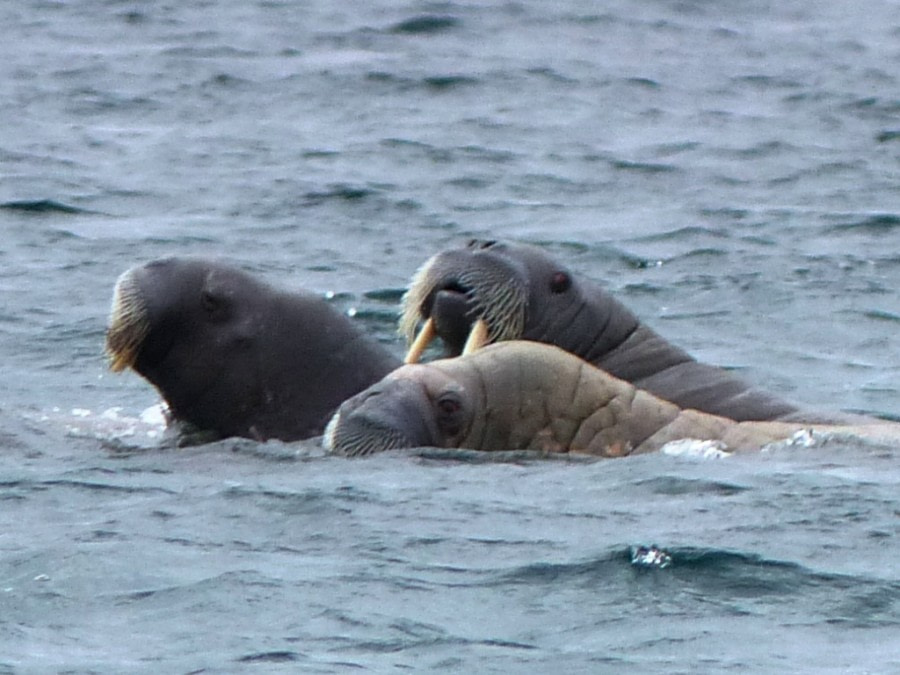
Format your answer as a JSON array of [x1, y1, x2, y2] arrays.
[[106, 257, 400, 442], [400, 240, 844, 423], [324, 342, 900, 457]]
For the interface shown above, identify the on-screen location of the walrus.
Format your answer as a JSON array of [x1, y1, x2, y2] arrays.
[[324, 341, 900, 457], [106, 257, 400, 442], [400, 239, 832, 423]]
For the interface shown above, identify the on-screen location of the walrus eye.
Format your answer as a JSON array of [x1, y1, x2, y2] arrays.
[[549, 271, 571, 294], [435, 393, 463, 437]]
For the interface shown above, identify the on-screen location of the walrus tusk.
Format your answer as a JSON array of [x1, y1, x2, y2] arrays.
[[461, 318, 490, 356], [404, 317, 436, 364]]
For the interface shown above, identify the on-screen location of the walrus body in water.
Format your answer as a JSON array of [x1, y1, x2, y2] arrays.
[[401, 240, 851, 423], [106, 257, 399, 441], [324, 342, 899, 457]]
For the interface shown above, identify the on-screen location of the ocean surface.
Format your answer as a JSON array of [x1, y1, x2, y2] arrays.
[[1, 0, 899, 672]]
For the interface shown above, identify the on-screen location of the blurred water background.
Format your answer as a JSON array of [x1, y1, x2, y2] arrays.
[[1, 1, 898, 672]]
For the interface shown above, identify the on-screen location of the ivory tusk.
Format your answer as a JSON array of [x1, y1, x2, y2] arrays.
[[461, 318, 490, 356], [404, 317, 436, 364]]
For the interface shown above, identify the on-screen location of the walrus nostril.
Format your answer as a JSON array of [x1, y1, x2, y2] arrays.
[[467, 239, 497, 249]]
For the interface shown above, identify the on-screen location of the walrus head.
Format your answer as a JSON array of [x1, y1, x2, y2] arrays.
[[107, 257, 261, 379], [399, 240, 639, 364], [106, 257, 398, 441], [324, 363, 473, 456], [325, 352, 491, 456]]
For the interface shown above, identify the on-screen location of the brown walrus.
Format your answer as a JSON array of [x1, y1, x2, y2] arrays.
[[324, 341, 899, 457], [400, 240, 853, 423], [106, 257, 400, 441]]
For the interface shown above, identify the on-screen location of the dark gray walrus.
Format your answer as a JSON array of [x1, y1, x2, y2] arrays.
[[400, 239, 840, 423], [325, 342, 899, 457], [106, 257, 400, 441]]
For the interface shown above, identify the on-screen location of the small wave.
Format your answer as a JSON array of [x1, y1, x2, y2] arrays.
[[303, 184, 379, 205], [845, 96, 900, 117], [349, 629, 536, 655], [862, 309, 900, 323], [362, 288, 405, 303], [497, 552, 623, 585], [202, 72, 250, 89], [422, 75, 479, 91], [496, 545, 899, 624], [389, 15, 460, 35], [623, 224, 728, 244], [160, 45, 257, 58], [525, 66, 576, 84], [405, 447, 598, 464], [364, 71, 481, 93], [637, 547, 899, 625], [235, 651, 302, 663], [623, 76, 661, 90], [113, 570, 281, 606], [12, 479, 178, 496], [608, 158, 678, 174], [658, 308, 731, 321], [0, 199, 86, 214], [826, 213, 900, 234], [222, 483, 377, 515], [732, 74, 803, 90], [631, 475, 748, 496], [347, 307, 402, 326]]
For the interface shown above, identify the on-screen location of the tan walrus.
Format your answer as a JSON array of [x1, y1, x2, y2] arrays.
[[324, 341, 900, 457]]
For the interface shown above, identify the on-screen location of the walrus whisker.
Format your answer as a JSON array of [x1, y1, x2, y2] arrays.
[[106, 270, 149, 373], [461, 319, 490, 356], [324, 411, 411, 456], [405, 317, 436, 364], [399, 256, 439, 343]]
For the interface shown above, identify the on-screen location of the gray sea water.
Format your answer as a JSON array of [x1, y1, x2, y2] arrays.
[[1, 1, 899, 672]]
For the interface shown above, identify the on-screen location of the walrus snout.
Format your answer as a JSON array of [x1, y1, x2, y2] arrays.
[[429, 287, 477, 354], [325, 377, 442, 456], [400, 245, 528, 363]]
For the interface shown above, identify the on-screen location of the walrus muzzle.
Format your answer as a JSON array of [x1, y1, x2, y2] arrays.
[[400, 240, 527, 362], [325, 377, 441, 455]]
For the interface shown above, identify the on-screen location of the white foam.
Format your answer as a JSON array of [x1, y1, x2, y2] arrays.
[[660, 438, 731, 459], [630, 545, 673, 568], [139, 403, 169, 427], [48, 404, 169, 442]]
